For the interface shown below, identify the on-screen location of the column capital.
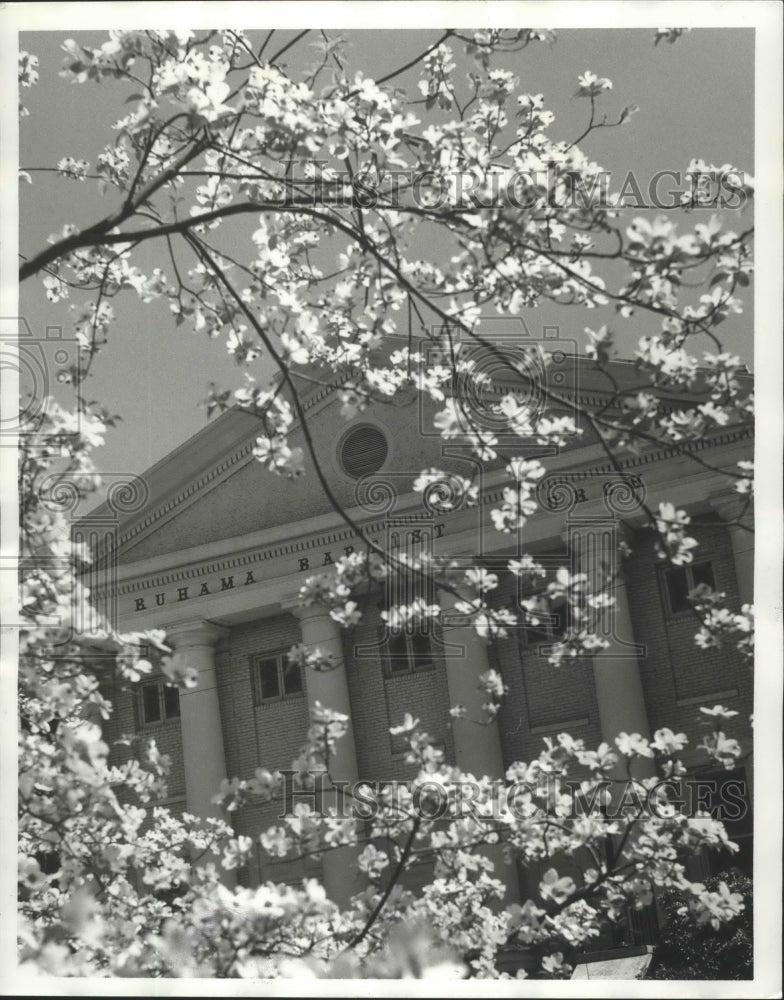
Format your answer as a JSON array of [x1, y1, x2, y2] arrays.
[[282, 598, 335, 624], [708, 490, 754, 526], [165, 619, 228, 649]]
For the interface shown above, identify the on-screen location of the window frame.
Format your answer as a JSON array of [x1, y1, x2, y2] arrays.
[[661, 559, 716, 617], [137, 678, 181, 728], [513, 586, 568, 651], [250, 651, 304, 706], [381, 628, 435, 678]]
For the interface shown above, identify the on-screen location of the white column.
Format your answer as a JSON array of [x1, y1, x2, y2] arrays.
[[570, 522, 654, 777], [166, 620, 230, 821], [593, 573, 653, 750], [290, 603, 363, 906], [438, 593, 506, 778], [709, 492, 754, 607], [294, 604, 360, 784], [439, 592, 520, 904]]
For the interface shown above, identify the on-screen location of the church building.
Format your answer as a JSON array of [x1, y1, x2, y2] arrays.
[[85, 348, 753, 938]]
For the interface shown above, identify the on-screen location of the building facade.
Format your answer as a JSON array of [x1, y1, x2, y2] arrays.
[[88, 356, 754, 917]]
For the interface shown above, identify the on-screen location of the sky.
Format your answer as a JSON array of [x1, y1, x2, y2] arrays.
[[18, 26, 755, 486]]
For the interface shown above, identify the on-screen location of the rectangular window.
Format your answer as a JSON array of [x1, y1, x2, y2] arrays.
[[162, 684, 181, 719], [664, 561, 715, 614], [282, 658, 304, 696], [138, 680, 180, 726], [520, 593, 567, 648], [252, 653, 303, 705], [382, 629, 434, 677], [409, 632, 433, 670], [257, 657, 281, 700]]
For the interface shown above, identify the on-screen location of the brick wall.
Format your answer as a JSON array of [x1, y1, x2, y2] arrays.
[[490, 573, 603, 767], [104, 674, 186, 808], [486, 523, 753, 768], [346, 594, 455, 784], [216, 613, 315, 885], [624, 522, 753, 756]]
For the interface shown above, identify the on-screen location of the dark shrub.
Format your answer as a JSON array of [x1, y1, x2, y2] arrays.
[[645, 868, 752, 980]]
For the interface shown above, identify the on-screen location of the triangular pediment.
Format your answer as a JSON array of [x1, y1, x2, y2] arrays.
[[102, 384, 456, 564], [103, 396, 336, 563]]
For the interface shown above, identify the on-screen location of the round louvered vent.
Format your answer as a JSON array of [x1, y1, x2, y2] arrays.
[[339, 425, 388, 478]]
